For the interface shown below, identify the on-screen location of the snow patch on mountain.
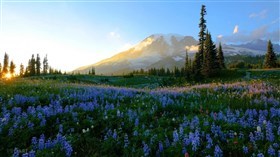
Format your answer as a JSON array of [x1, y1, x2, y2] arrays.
[[73, 34, 277, 75], [173, 56, 183, 61]]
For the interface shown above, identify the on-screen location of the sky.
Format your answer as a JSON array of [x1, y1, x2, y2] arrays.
[[0, 0, 279, 72]]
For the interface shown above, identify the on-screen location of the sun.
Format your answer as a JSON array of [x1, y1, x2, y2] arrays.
[[4, 73, 12, 79]]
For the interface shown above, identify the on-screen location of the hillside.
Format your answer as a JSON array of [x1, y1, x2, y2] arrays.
[[74, 34, 279, 75]]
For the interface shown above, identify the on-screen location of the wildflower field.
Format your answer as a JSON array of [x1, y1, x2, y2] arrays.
[[0, 72, 279, 157]]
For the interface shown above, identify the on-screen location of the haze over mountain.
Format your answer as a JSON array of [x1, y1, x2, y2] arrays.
[[74, 34, 279, 75]]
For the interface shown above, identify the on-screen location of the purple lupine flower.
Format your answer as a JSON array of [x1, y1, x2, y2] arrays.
[[272, 143, 279, 149], [158, 141, 163, 152], [277, 126, 280, 136], [179, 126, 184, 139], [112, 129, 117, 140], [40, 118, 46, 127], [267, 145, 275, 156], [182, 147, 186, 155], [266, 121, 274, 142], [27, 121, 34, 129], [13, 148, 19, 157], [214, 145, 223, 157], [192, 129, 200, 151], [22, 153, 28, 157], [143, 142, 150, 157], [206, 134, 213, 149], [31, 137, 37, 149], [173, 129, 179, 143], [165, 137, 170, 148], [28, 150, 35, 157], [134, 118, 139, 126], [124, 133, 129, 148], [63, 141, 73, 157], [133, 130, 138, 136], [249, 132, 255, 143], [243, 146, 248, 154], [183, 134, 190, 146], [257, 153, 264, 157], [45, 139, 52, 148], [38, 138, 45, 150], [59, 124, 63, 133]]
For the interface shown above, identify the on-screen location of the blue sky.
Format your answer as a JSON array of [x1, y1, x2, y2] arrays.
[[0, 0, 279, 72]]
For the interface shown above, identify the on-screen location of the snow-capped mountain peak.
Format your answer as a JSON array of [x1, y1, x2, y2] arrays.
[[73, 34, 279, 75]]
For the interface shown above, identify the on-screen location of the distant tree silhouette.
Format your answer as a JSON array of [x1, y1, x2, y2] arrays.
[[43, 55, 49, 74], [30, 55, 36, 76], [185, 49, 191, 78], [20, 63, 25, 77], [9, 61, 16, 76], [217, 42, 225, 69], [264, 40, 277, 68], [36, 54, 41, 75], [3, 53, 9, 74]]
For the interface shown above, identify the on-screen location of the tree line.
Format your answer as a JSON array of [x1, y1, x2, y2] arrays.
[[0, 53, 62, 78]]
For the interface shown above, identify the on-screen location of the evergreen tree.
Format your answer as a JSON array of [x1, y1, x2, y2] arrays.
[[43, 55, 48, 74], [166, 68, 171, 75], [193, 5, 207, 75], [26, 59, 31, 76], [91, 67, 95, 75], [20, 63, 25, 77], [217, 42, 225, 69], [3, 53, 9, 74], [30, 54, 36, 76], [202, 32, 217, 77], [185, 49, 190, 78], [9, 61, 16, 76], [36, 54, 41, 75], [185, 49, 189, 70], [264, 40, 277, 68]]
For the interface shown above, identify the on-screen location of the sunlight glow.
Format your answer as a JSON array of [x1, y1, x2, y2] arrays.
[[4, 73, 12, 79]]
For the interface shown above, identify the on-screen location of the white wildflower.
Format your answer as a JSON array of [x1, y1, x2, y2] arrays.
[[257, 126, 261, 132]]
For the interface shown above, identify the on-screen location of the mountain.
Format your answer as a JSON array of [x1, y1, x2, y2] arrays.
[[74, 34, 198, 75], [73, 34, 279, 75], [231, 39, 280, 52]]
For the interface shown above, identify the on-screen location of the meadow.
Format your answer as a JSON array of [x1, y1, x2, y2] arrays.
[[0, 70, 279, 157]]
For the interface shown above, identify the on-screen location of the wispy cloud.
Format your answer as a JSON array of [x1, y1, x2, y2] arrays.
[[217, 35, 223, 38], [249, 10, 267, 19], [217, 25, 279, 43], [233, 25, 239, 34], [109, 31, 121, 39], [185, 45, 199, 52], [271, 18, 280, 24]]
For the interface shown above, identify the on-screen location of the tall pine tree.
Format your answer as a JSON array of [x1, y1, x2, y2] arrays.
[[217, 42, 225, 69], [3, 53, 9, 74], [185, 49, 190, 78], [36, 54, 41, 75], [9, 61, 16, 76], [264, 40, 277, 68], [43, 55, 48, 74], [20, 63, 25, 77], [30, 54, 36, 76], [202, 32, 217, 77], [193, 5, 207, 75]]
